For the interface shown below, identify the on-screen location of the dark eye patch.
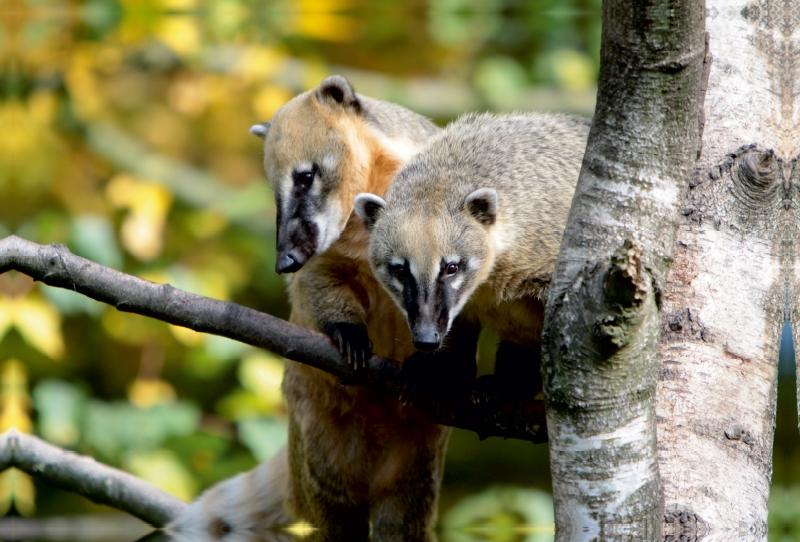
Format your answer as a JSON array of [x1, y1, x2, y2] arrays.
[[292, 164, 317, 190]]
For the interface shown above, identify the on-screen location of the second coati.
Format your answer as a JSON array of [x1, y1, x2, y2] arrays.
[[170, 76, 449, 540], [355, 113, 590, 403]]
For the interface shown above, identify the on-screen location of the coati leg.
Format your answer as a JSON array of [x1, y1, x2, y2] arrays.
[[371, 431, 449, 542], [283, 362, 371, 537], [472, 341, 543, 404], [287, 255, 376, 368]]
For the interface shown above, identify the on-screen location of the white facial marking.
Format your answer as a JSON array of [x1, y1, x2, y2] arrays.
[[408, 260, 420, 282], [322, 155, 337, 170], [279, 176, 293, 215], [427, 255, 440, 285], [488, 220, 513, 254], [368, 127, 420, 162], [313, 199, 343, 254]]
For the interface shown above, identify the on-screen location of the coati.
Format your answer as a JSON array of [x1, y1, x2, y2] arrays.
[[354, 113, 590, 403], [169, 76, 449, 540]]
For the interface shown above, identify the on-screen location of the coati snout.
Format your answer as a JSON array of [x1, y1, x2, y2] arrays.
[[272, 165, 323, 274]]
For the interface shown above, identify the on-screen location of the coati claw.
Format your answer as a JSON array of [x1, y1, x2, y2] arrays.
[[324, 322, 373, 370], [472, 375, 504, 405]]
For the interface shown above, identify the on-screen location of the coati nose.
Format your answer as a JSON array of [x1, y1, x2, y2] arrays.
[[276, 252, 303, 274], [412, 329, 441, 352]]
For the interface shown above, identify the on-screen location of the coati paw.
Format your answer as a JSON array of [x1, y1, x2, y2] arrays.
[[471, 375, 505, 405], [325, 323, 373, 369], [398, 351, 472, 420], [471, 374, 541, 404]]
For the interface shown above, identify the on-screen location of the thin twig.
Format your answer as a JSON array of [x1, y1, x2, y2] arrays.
[[0, 235, 546, 442], [0, 429, 187, 527]]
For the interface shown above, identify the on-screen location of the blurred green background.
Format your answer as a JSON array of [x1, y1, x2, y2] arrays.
[[0, 0, 796, 540]]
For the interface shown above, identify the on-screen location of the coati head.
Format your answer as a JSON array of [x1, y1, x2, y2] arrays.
[[354, 186, 499, 351], [251, 76, 369, 274]]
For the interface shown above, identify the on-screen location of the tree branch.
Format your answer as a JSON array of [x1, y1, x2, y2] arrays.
[[0, 235, 546, 443], [0, 429, 187, 527]]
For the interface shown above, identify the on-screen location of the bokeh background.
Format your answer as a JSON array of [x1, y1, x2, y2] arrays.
[[0, 0, 796, 540]]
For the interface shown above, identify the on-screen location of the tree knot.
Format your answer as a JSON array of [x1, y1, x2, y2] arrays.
[[595, 240, 649, 352]]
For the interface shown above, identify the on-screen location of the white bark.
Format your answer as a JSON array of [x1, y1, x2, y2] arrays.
[[541, 0, 707, 539], [656, 0, 799, 539]]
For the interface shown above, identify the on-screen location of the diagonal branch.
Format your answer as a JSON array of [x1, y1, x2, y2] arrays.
[[0, 235, 546, 443], [0, 429, 187, 527]]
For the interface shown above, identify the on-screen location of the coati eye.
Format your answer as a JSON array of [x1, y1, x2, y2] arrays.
[[292, 167, 316, 189], [295, 171, 313, 186], [388, 263, 406, 278], [446, 263, 459, 276]]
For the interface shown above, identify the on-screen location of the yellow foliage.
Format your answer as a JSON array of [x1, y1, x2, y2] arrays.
[[0, 300, 10, 342], [291, 13, 359, 42], [160, 0, 197, 10], [0, 361, 36, 515], [238, 353, 285, 413], [0, 296, 65, 360], [65, 46, 106, 121], [107, 174, 174, 261], [126, 450, 198, 501], [0, 359, 32, 433], [0, 469, 36, 516], [301, 61, 331, 91], [253, 85, 294, 120], [549, 50, 596, 91], [0, 101, 47, 162], [194, 269, 231, 301], [168, 76, 211, 118], [169, 324, 206, 346], [0, 98, 63, 192], [156, 15, 201, 56], [128, 378, 178, 408], [297, 0, 359, 12], [184, 210, 229, 239], [235, 47, 287, 84], [28, 91, 60, 125], [102, 310, 166, 345]]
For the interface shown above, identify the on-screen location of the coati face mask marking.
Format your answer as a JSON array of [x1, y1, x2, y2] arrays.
[[355, 188, 498, 352], [250, 75, 362, 274]]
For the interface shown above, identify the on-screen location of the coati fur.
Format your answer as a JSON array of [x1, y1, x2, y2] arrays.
[[355, 113, 590, 403], [169, 77, 448, 541]]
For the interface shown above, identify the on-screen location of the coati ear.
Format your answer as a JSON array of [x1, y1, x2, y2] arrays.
[[465, 188, 497, 226], [316, 75, 361, 113], [353, 193, 386, 232], [249, 122, 271, 139]]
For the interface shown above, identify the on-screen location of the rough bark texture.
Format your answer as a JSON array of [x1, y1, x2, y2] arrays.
[[0, 429, 187, 527], [0, 235, 546, 443], [656, 0, 799, 539], [541, 0, 707, 539]]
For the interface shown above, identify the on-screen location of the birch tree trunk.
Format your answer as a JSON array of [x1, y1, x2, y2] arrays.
[[540, 0, 708, 539], [656, 0, 799, 539]]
